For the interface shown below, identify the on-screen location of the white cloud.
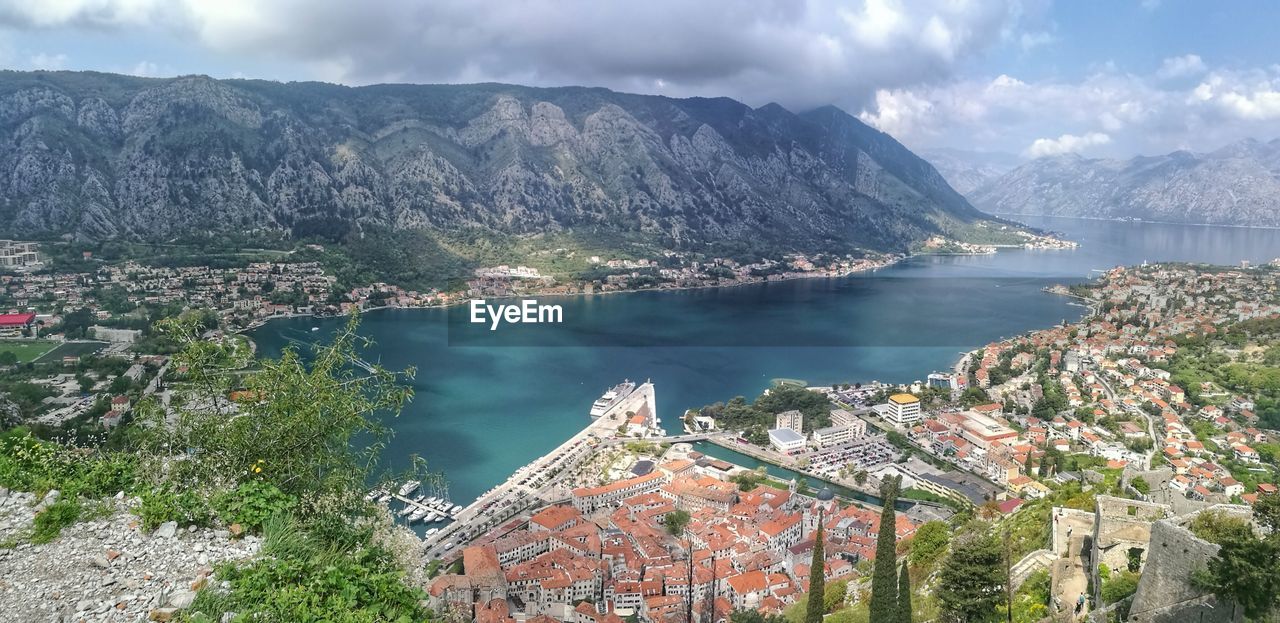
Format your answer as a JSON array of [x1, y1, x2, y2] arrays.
[[27, 51, 67, 70], [1018, 31, 1055, 51], [1025, 132, 1111, 157], [0, 0, 1029, 112], [1216, 90, 1280, 120], [1156, 54, 1206, 79], [858, 89, 935, 138], [128, 60, 160, 76], [857, 62, 1280, 158]]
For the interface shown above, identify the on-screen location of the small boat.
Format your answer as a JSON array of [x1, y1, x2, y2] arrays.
[[398, 505, 416, 517], [425, 528, 440, 536], [376, 493, 392, 504], [311, 327, 319, 332], [451, 504, 463, 514], [398, 480, 421, 497], [434, 514, 447, 522], [408, 508, 430, 523], [424, 512, 439, 523]]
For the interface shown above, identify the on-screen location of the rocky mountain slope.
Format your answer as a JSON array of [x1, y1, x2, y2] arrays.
[[0, 71, 1000, 254], [970, 139, 1280, 226], [0, 488, 259, 623], [919, 148, 1020, 195]]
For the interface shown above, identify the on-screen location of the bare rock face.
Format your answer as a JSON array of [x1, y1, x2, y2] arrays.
[[970, 140, 1280, 227], [0, 72, 991, 253]]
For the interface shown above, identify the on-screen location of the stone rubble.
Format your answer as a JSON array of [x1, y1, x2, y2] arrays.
[[0, 487, 260, 623]]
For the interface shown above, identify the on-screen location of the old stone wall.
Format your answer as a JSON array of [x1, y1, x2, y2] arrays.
[[1124, 506, 1251, 623]]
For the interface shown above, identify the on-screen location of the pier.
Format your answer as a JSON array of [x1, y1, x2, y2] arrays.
[[390, 493, 459, 520], [422, 382, 660, 559]]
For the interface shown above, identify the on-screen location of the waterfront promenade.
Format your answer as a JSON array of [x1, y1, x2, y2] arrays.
[[422, 382, 662, 559]]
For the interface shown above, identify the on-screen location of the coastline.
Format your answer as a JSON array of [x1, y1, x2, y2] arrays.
[[234, 253, 913, 334], [237, 238, 1081, 336], [992, 212, 1280, 231]]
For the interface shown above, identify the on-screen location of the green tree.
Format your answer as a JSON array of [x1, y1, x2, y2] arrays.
[[1194, 487, 1280, 621], [908, 520, 951, 566], [665, 509, 691, 537], [1198, 534, 1280, 620], [897, 562, 913, 623], [1252, 491, 1280, 534], [938, 532, 1007, 623], [108, 375, 132, 395], [870, 477, 901, 621], [730, 610, 786, 623], [133, 313, 414, 504], [806, 508, 827, 623], [823, 579, 849, 613]]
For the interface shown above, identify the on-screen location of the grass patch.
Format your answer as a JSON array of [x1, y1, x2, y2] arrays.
[[31, 498, 81, 544], [0, 340, 58, 363], [771, 378, 809, 388], [32, 341, 109, 364], [184, 515, 427, 622]]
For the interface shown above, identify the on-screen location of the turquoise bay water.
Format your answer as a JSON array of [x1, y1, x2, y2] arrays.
[[249, 216, 1280, 507]]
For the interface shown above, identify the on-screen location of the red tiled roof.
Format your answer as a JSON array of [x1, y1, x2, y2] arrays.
[[0, 312, 35, 326]]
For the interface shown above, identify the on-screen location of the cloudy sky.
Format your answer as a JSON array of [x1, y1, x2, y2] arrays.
[[2, 0, 1279, 160]]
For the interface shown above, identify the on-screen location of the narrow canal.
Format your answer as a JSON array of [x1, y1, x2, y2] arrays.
[[691, 441, 916, 511]]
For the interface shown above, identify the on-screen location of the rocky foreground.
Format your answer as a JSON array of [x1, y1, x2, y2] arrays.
[[0, 488, 260, 623]]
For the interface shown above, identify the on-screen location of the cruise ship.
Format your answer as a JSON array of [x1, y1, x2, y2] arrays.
[[589, 381, 636, 418]]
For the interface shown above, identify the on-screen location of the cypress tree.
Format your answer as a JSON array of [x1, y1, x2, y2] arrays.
[[897, 561, 912, 623], [805, 508, 826, 623], [870, 477, 900, 621]]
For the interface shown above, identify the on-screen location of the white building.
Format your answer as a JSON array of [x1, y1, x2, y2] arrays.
[[812, 425, 858, 448], [829, 409, 868, 437], [877, 394, 922, 427], [775, 410, 804, 432], [0, 240, 40, 270], [768, 427, 807, 454], [927, 372, 964, 391]]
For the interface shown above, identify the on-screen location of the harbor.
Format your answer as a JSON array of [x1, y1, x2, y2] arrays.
[[367, 478, 465, 531], [420, 380, 662, 559]]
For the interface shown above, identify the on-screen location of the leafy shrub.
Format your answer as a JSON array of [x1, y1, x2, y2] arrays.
[[138, 487, 213, 531], [185, 515, 427, 623], [215, 480, 295, 533], [31, 499, 82, 544], [1101, 570, 1140, 604], [1010, 569, 1051, 623], [907, 520, 951, 566], [0, 428, 137, 498], [1188, 510, 1253, 546]]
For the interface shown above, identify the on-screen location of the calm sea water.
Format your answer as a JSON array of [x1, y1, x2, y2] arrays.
[[249, 216, 1280, 506]]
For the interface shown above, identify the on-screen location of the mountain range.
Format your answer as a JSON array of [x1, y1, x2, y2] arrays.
[[0, 71, 1006, 256], [917, 148, 1020, 195], [967, 139, 1280, 227]]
